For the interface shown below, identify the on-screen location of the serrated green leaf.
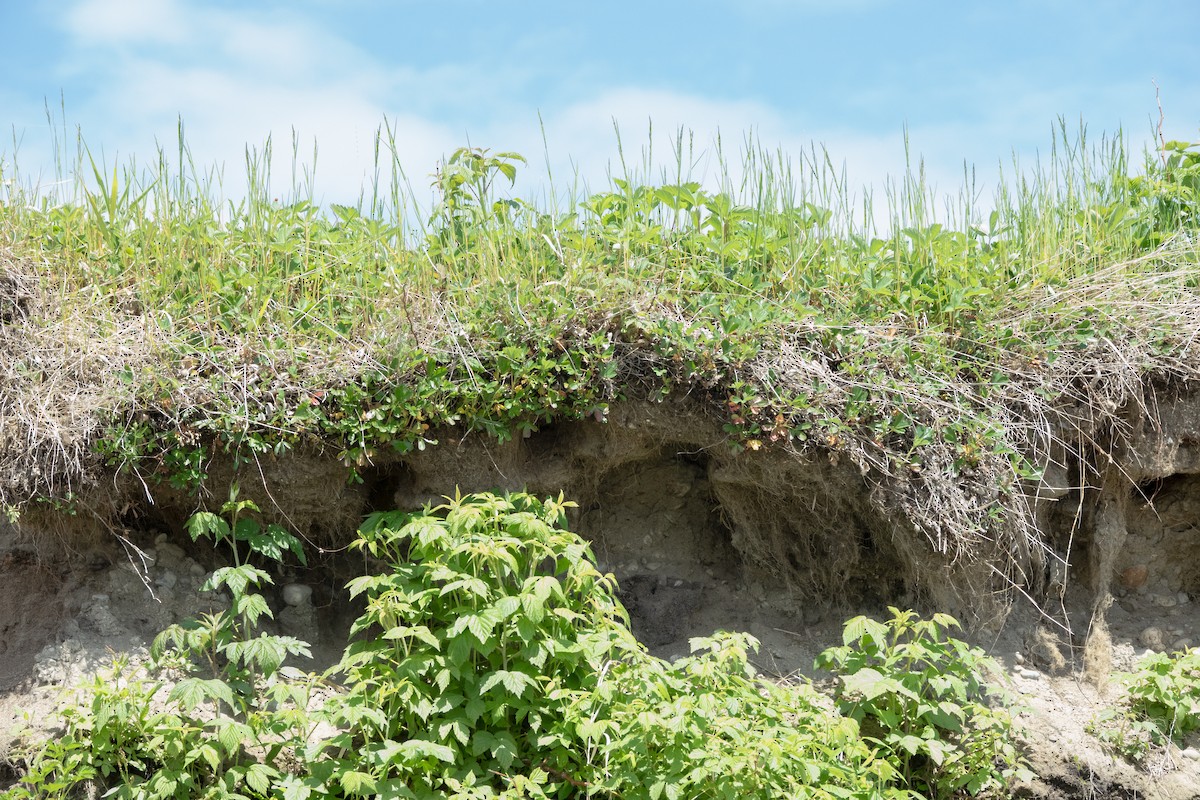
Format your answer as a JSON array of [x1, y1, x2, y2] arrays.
[[169, 677, 236, 711], [400, 738, 455, 763], [235, 592, 273, 626], [339, 770, 378, 795], [840, 667, 912, 701], [186, 511, 229, 543], [895, 734, 924, 756], [489, 730, 519, 768], [244, 762, 278, 794], [213, 718, 253, 755], [279, 775, 314, 800]]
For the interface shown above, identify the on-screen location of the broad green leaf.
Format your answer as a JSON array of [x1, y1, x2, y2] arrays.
[[489, 730, 519, 768], [924, 736, 950, 766], [235, 592, 273, 626], [204, 565, 270, 596], [213, 718, 253, 755], [399, 738, 455, 763], [895, 734, 924, 756], [840, 667, 914, 701], [279, 775, 314, 800], [169, 678, 236, 711]]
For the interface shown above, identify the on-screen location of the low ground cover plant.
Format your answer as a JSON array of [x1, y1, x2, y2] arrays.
[[7, 491, 1032, 799], [1092, 647, 1200, 762], [817, 608, 1029, 798]]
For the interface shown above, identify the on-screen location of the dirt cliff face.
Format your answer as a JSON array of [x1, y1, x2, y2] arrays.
[[6, 392, 1200, 797]]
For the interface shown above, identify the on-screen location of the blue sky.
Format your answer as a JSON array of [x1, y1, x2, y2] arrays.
[[2, 0, 1198, 219]]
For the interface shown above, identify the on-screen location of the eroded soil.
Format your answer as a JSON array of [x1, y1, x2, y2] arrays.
[[6, 396, 1200, 798]]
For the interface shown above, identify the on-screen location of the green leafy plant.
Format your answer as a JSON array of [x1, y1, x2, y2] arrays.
[[575, 631, 904, 800], [1092, 647, 1200, 762], [8, 486, 315, 799], [10, 491, 1042, 799], [308, 490, 643, 797], [816, 607, 1029, 798], [427, 146, 528, 263], [300, 491, 909, 799]]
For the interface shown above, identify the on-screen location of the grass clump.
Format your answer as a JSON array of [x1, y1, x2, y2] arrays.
[[9, 491, 1034, 799]]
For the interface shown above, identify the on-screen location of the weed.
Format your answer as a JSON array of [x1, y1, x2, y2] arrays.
[[817, 607, 1031, 797], [1092, 647, 1200, 762], [6, 486, 315, 799]]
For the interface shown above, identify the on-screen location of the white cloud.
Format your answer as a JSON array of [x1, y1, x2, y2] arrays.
[[65, 0, 191, 46]]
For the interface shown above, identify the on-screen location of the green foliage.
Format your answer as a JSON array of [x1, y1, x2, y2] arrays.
[[312, 490, 639, 796], [183, 482, 308, 568], [8, 492, 1037, 799], [816, 607, 1030, 798], [574, 631, 904, 799], [7, 487, 314, 799], [311, 491, 906, 799], [427, 146, 529, 264], [7, 119, 1196, 559], [1092, 647, 1200, 761], [1120, 139, 1200, 250]]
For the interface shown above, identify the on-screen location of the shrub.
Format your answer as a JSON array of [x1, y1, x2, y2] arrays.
[[11, 493, 1035, 799], [1092, 647, 1200, 762], [816, 607, 1029, 798], [311, 491, 905, 799], [6, 487, 316, 799], [307, 490, 641, 797]]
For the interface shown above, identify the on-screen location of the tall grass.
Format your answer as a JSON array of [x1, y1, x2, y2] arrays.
[[2, 116, 1189, 350]]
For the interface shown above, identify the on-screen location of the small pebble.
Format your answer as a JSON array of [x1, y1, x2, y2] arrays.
[[1013, 652, 1025, 665], [1155, 594, 1178, 608], [1141, 627, 1167, 650], [1184, 748, 1200, 761], [1019, 668, 1041, 680], [282, 583, 313, 607], [1120, 565, 1149, 590], [1179, 592, 1191, 606], [1173, 639, 1193, 652]]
